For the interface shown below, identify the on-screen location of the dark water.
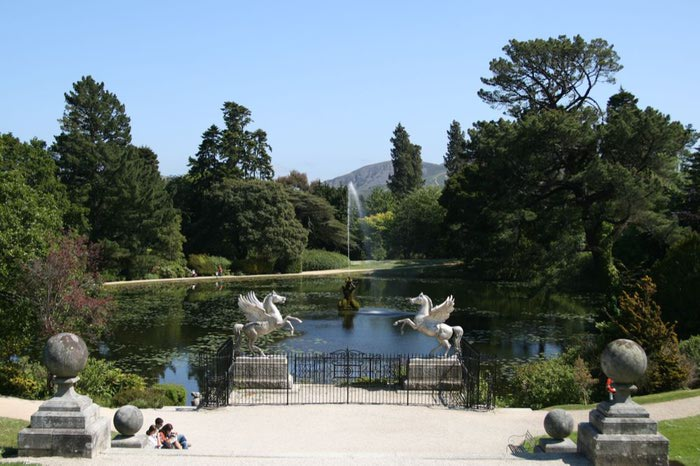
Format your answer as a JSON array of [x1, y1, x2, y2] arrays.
[[102, 275, 598, 402]]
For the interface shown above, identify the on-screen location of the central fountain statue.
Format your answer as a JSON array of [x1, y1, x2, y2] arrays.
[[338, 277, 360, 310]]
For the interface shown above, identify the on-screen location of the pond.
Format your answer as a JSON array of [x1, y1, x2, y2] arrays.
[[102, 273, 599, 403]]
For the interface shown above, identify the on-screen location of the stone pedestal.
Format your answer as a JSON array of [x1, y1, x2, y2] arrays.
[[538, 437, 577, 453], [577, 399, 669, 465], [405, 356, 462, 390], [18, 377, 110, 458], [111, 434, 149, 448], [233, 355, 293, 388]]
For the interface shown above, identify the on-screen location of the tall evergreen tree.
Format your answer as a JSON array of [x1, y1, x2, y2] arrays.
[[52, 76, 184, 276], [444, 120, 468, 177], [387, 123, 423, 199]]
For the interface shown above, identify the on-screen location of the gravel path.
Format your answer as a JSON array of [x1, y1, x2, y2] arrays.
[[2, 395, 699, 465]]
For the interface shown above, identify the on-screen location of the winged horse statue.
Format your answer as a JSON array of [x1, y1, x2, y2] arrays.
[[234, 291, 302, 356], [393, 293, 463, 356]]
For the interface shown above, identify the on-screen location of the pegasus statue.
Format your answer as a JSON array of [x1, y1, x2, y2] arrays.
[[393, 293, 463, 356], [234, 291, 302, 356]]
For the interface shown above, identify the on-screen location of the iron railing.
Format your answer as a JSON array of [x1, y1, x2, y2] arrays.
[[198, 338, 496, 409]]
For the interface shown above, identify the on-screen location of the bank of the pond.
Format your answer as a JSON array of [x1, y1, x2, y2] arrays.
[[102, 260, 462, 287]]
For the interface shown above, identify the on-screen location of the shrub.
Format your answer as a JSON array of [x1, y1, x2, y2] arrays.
[[680, 335, 700, 369], [187, 254, 231, 276], [301, 249, 350, 271], [112, 387, 168, 409], [75, 359, 146, 406], [680, 336, 700, 388], [232, 257, 275, 274], [509, 356, 587, 409], [653, 232, 700, 338], [154, 383, 186, 405], [0, 358, 48, 399], [112, 383, 186, 408], [599, 276, 689, 393]]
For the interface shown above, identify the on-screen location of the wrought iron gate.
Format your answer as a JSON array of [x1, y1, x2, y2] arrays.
[[198, 339, 495, 409]]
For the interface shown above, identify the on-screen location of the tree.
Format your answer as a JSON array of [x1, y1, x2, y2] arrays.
[[444, 120, 468, 177], [387, 123, 423, 198], [53, 76, 132, 232], [187, 125, 222, 191], [277, 170, 310, 191], [364, 186, 396, 215], [387, 186, 446, 258], [193, 180, 307, 270], [679, 148, 700, 232], [599, 276, 689, 393], [189, 102, 274, 182], [20, 234, 111, 348], [478, 35, 622, 117], [653, 233, 700, 337], [0, 170, 63, 358], [52, 76, 185, 277], [285, 189, 347, 252]]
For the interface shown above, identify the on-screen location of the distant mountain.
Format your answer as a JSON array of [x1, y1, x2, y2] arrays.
[[325, 161, 447, 195]]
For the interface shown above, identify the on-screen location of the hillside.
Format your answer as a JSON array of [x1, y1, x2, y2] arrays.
[[325, 161, 446, 194]]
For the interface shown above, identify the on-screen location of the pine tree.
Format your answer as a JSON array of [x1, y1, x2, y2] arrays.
[[52, 76, 184, 276], [387, 123, 423, 199], [444, 120, 467, 177]]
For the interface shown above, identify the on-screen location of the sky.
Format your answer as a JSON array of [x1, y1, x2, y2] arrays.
[[1, 1, 698, 182]]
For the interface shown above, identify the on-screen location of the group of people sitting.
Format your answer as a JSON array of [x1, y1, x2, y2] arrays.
[[145, 417, 190, 449]]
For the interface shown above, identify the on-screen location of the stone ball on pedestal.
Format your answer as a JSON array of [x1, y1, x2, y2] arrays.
[[544, 409, 574, 439], [601, 339, 647, 383], [43, 333, 89, 377], [113, 405, 144, 436]]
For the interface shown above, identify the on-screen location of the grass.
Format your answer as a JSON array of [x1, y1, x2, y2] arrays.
[[0, 417, 28, 459], [527, 415, 700, 465], [660, 415, 700, 466], [546, 388, 700, 411]]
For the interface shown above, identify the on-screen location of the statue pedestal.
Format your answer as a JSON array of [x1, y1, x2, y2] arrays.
[[18, 378, 110, 458], [578, 399, 669, 465], [233, 355, 293, 389], [405, 356, 462, 390]]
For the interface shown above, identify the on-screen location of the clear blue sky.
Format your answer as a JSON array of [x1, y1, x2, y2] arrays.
[[2, 1, 698, 181]]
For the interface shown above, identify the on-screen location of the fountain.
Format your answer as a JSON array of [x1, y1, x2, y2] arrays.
[[347, 182, 370, 261]]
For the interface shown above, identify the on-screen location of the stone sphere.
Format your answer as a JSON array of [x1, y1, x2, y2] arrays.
[[601, 339, 647, 384], [113, 405, 143, 436], [544, 409, 574, 439], [43, 333, 88, 377]]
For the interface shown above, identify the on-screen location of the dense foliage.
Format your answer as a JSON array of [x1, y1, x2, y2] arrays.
[[387, 123, 423, 199], [599, 276, 689, 393], [301, 249, 350, 271]]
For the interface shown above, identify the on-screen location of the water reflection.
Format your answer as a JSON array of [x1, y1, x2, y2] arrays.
[[103, 276, 598, 400]]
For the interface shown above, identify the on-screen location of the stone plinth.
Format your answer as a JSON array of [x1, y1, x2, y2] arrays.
[[233, 355, 293, 389], [577, 339, 668, 466], [18, 379, 110, 458], [538, 437, 577, 453], [111, 434, 148, 448], [405, 356, 462, 390]]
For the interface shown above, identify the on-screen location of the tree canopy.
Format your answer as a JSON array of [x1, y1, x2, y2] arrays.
[[478, 35, 622, 117], [387, 123, 423, 198]]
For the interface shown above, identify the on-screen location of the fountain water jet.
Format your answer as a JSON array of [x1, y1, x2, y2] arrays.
[[347, 182, 370, 262]]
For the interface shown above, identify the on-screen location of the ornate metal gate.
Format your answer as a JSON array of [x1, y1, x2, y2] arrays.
[[198, 340, 495, 409]]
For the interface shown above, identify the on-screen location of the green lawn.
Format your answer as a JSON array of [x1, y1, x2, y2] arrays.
[[0, 417, 27, 458], [528, 415, 699, 465], [660, 415, 700, 466], [546, 388, 700, 411]]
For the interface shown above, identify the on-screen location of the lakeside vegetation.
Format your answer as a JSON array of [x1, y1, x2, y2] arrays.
[[1, 35, 698, 412]]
